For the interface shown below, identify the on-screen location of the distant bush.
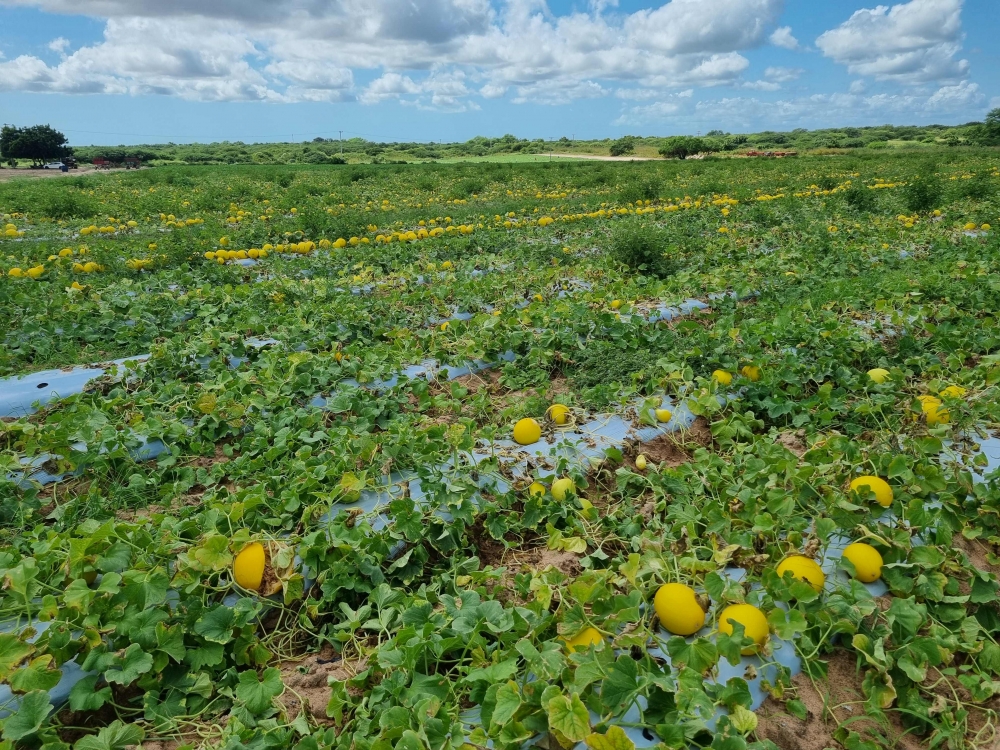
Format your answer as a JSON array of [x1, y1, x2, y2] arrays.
[[611, 221, 668, 276], [609, 136, 636, 157], [956, 172, 997, 201], [903, 174, 943, 213], [658, 136, 709, 160], [843, 182, 877, 213], [867, 141, 889, 149], [38, 190, 97, 219], [619, 177, 660, 204], [453, 177, 486, 197]]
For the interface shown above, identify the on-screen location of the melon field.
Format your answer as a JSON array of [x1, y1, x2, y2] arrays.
[[1, 152, 1000, 750]]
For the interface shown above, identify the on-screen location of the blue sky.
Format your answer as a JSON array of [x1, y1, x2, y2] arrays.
[[0, 0, 996, 145]]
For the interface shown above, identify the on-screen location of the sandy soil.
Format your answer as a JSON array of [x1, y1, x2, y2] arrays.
[[0, 165, 129, 182], [756, 649, 928, 750], [543, 153, 659, 162]]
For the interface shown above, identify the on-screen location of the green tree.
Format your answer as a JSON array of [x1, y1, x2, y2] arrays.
[[978, 108, 1000, 145], [658, 136, 709, 159], [609, 136, 636, 157], [0, 124, 72, 166]]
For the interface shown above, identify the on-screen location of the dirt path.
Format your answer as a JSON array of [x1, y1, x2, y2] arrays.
[[0, 166, 129, 183], [543, 153, 660, 162]]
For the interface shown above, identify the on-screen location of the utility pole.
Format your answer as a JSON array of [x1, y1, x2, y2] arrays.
[[339, 131, 343, 155]]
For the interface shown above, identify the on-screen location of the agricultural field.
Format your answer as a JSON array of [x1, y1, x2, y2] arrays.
[[1, 150, 1000, 750]]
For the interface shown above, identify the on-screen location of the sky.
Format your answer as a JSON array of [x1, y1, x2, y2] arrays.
[[0, 0, 997, 145]]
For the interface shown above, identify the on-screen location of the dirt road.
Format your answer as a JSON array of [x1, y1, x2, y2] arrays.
[[0, 165, 128, 183], [543, 153, 659, 162]]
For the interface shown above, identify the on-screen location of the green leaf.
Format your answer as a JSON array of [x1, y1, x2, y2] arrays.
[[786, 699, 808, 720], [236, 667, 283, 715], [105, 644, 153, 685], [602, 655, 640, 712], [768, 608, 808, 641], [666, 636, 718, 672], [970, 575, 998, 604], [585, 725, 636, 750], [74, 720, 144, 750], [492, 681, 521, 727], [194, 605, 237, 644], [546, 693, 590, 742], [464, 659, 519, 684], [729, 704, 758, 734], [8, 656, 62, 693], [69, 675, 112, 712], [192, 534, 233, 571], [886, 597, 925, 641], [909, 546, 945, 567], [654, 724, 686, 748], [980, 642, 1000, 675], [887, 454, 912, 481], [186, 642, 224, 670], [2, 690, 51, 741], [326, 681, 349, 725], [155, 622, 187, 663], [0, 633, 34, 680]]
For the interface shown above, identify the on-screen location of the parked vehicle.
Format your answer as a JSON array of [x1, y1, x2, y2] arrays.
[[43, 162, 66, 170]]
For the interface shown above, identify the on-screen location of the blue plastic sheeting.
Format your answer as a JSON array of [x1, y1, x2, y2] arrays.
[[0, 620, 89, 720], [308, 352, 518, 408], [0, 292, 742, 723], [0, 356, 149, 419]]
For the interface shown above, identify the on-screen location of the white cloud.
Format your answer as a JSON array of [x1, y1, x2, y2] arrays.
[[815, 0, 969, 83], [47, 37, 69, 53], [764, 66, 801, 82], [769, 25, 798, 49], [0, 0, 789, 106], [849, 79, 866, 93], [512, 79, 606, 105], [0, 17, 279, 100], [925, 79, 982, 109], [614, 81, 985, 128], [742, 80, 780, 91], [360, 69, 475, 111]]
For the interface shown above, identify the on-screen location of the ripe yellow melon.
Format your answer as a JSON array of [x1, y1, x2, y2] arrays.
[[654, 583, 706, 635], [547, 404, 570, 425], [562, 626, 603, 652], [741, 365, 762, 382], [712, 370, 733, 386], [917, 394, 949, 425], [513, 418, 541, 445], [776, 555, 825, 592], [528, 481, 546, 497], [867, 368, 890, 384], [551, 477, 575, 501], [655, 408, 672, 423], [234, 543, 266, 591], [718, 604, 769, 654], [850, 475, 893, 507], [635, 454, 648, 471], [940, 385, 966, 399], [842, 542, 883, 583]]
